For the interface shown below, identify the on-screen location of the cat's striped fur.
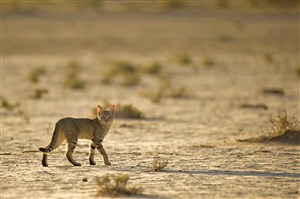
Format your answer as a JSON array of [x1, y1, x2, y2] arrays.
[[39, 105, 115, 167]]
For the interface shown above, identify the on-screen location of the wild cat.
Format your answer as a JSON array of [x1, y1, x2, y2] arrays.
[[39, 105, 115, 167]]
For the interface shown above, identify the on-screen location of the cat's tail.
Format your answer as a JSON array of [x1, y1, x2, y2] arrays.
[[39, 124, 60, 154]]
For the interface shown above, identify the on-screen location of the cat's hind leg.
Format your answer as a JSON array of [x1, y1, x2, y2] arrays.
[[89, 142, 96, 165], [40, 130, 65, 167], [66, 139, 81, 166]]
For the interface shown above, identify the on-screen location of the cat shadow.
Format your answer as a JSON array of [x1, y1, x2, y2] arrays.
[[116, 168, 300, 178], [161, 169, 300, 178]]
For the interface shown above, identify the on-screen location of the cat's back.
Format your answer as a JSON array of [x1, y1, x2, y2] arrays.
[[57, 117, 96, 131]]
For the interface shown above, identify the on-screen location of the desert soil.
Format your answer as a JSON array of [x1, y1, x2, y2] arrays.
[[1, 5, 300, 199]]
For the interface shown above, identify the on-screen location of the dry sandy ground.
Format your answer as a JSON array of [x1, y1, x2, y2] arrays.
[[1, 6, 300, 199]]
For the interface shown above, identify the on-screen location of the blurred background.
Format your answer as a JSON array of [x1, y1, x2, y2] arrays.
[[2, 0, 299, 121], [2, 0, 299, 55]]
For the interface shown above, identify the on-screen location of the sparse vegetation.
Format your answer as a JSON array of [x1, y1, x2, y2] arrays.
[[1, 96, 20, 111], [28, 66, 47, 83], [31, 88, 48, 99], [175, 53, 192, 65], [96, 174, 143, 197], [237, 109, 300, 144], [64, 61, 86, 89], [93, 102, 145, 119], [217, 0, 230, 8], [296, 66, 300, 77], [102, 60, 140, 86], [117, 104, 145, 119], [142, 75, 189, 103], [151, 155, 168, 172], [270, 109, 299, 135], [144, 62, 162, 75], [203, 57, 216, 68], [264, 53, 274, 63], [161, 0, 185, 10]]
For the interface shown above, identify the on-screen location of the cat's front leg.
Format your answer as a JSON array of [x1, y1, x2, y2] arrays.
[[89, 142, 96, 165], [93, 141, 111, 166]]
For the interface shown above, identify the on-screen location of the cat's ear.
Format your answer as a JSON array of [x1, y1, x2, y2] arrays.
[[97, 105, 104, 116], [109, 104, 116, 115]]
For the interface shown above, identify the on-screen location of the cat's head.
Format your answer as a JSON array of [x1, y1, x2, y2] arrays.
[[97, 104, 115, 125]]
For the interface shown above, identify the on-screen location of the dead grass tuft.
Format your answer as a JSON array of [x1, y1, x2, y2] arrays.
[[270, 109, 299, 135], [102, 60, 140, 86], [93, 102, 145, 119], [151, 155, 168, 172], [142, 75, 189, 103], [144, 62, 162, 75], [264, 53, 274, 63], [96, 174, 143, 197], [296, 66, 300, 77], [31, 88, 49, 99], [176, 53, 192, 65], [1, 96, 20, 111], [203, 57, 216, 68], [117, 104, 145, 119], [28, 66, 47, 83], [64, 61, 86, 89], [238, 109, 300, 145], [161, 0, 185, 10]]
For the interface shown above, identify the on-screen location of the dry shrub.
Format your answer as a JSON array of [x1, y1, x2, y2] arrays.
[[175, 53, 192, 65], [296, 66, 300, 77], [238, 109, 300, 145], [203, 57, 216, 68], [1, 96, 20, 111], [217, 0, 230, 8], [28, 66, 47, 83], [96, 174, 142, 197], [144, 62, 162, 75], [161, 0, 185, 10], [64, 61, 86, 89], [102, 60, 140, 86], [93, 102, 145, 119], [31, 88, 48, 99], [270, 109, 299, 135], [117, 104, 145, 119], [151, 155, 168, 172], [142, 75, 188, 103], [264, 53, 274, 63]]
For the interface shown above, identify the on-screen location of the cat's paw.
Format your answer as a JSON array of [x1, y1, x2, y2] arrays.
[[42, 163, 48, 167], [89, 158, 96, 165], [73, 162, 81, 166], [105, 161, 111, 166]]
